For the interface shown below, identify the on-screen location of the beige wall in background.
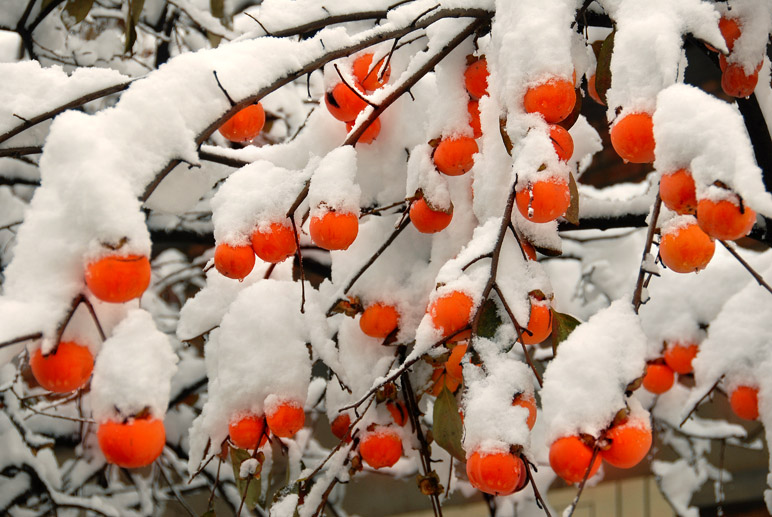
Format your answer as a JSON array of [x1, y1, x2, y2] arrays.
[[392, 476, 675, 517]]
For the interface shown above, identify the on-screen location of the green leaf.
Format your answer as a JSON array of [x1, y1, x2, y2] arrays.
[[595, 30, 615, 105], [433, 386, 465, 462], [476, 299, 502, 339], [62, 0, 94, 27], [230, 448, 261, 510], [564, 172, 580, 226], [550, 309, 581, 356]]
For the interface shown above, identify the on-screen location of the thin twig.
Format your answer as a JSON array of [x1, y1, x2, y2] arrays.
[[212, 70, 236, 107], [680, 376, 723, 427], [632, 194, 662, 313], [719, 240, 772, 296], [492, 284, 541, 387], [333, 64, 378, 107], [565, 445, 599, 517], [523, 457, 552, 516], [290, 217, 306, 313]]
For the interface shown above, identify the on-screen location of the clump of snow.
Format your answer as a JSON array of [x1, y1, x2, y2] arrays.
[[541, 299, 648, 444], [653, 83, 772, 217], [91, 309, 178, 421], [308, 146, 361, 215], [716, 1, 772, 73]]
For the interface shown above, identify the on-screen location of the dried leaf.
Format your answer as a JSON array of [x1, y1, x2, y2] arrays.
[[63, 0, 94, 27], [433, 386, 465, 461], [499, 117, 513, 156], [564, 172, 580, 225], [124, 0, 145, 53], [551, 309, 581, 356], [595, 30, 615, 105]]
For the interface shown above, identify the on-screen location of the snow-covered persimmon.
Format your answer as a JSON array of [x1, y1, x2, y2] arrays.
[[660, 169, 697, 215], [519, 301, 552, 345], [30, 341, 94, 393], [610, 112, 655, 164], [601, 420, 652, 469], [642, 363, 675, 394], [658, 222, 715, 274], [331, 413, 352, 442], [466, 450, 524, 496], [97, 417, 166, 469], [697, 197, 757, 241], [523, 77, 576, 123], [251, 222, 297, 263], [718, 16, 741, 52], [345, 118, 381, 144], [549, 435, 602, 484], [325, 82, 367, 122], [359, 427, 402, 469], [229, 413, 269, 450], [359, 302, 400, 338], [428, 291, 474, 337], [549, 124, 573, 161], [85, 254, 151, 303], [433, 137, 478, 176], [352, 53, 391, 91], [464, 57, 489, 99], [218, 103, 265, 143], [468, 99, 482, 138], [730, 386, 759, 421], [214, 243, 255, 280], [409, 197, 453, 234], [515, 178, 571, 223], [309, 210, 359, 250], [266, 400, 305, 438], [663, 342, 698, 375], [513, 393, 537, 430]]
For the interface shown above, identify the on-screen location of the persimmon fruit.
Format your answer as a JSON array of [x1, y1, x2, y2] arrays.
[[464, 57, 489, 99], [97, 417, 166, 469], [466, 450, 524, 496], [433, 137, 478, 176], [660, 169, 697, 215], [266, 400, 305, 438], [30, 341, 94, 393], [445, 342, 468, 383], [325, 82, 367, 122], [515, 178, 571, 223], [386, 401, 408, 427], [85, 254, 151, 303], [214, 243, 255, 280], [229, 413, 269, 449], [663, 342, 698, 375], [513, 393, 537, 430], [549, 124, 573, 161], [587, 73, 604, 105], [719, 17, 741, 52], [360, 427, 402, 469], [730, 386, 759, 421], [309, 210, 359, 250], [346, 118, 381, 144], [722, 63, 760, 98], [409, 197, 453, 234], [549, 435, 602, 484], [352, 53, 391, 91], [218, 103, 265, 143], [468, 99, 482, 138], [251, 222, 297, 263], [331, 413, 352, 442], [601, 420, 652, 469], [642, 363, 675, 394], [658, 222, 715, 274], [610, 112, 655, 164], [427, 291, 474, 337], [519, 302, 552, 345], [359, 303, 400, 338], [523, 77, 576, 123], [697, 197, 756, 241]]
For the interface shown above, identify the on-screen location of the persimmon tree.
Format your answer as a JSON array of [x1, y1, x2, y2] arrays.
[[1, 1, 772, 516]]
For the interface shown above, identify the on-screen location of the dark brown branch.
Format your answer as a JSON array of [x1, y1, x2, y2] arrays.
[[142, 7, 492, 201], [198, 149, 250, 168], [631, 194, 662, 313], [523, 457, 552, 516], [719, 240, 772, 296], [0, 146, 41, 158], [0, 332, 42, 350], [492, 284, 542, 387], [0, 82, 131, 146]]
